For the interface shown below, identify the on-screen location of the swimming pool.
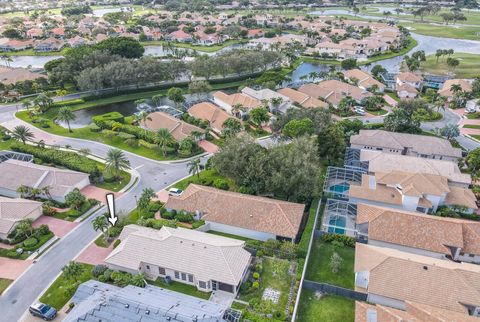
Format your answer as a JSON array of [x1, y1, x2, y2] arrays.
[[330, 184, 349, 193], [328, 216, 346, 235]]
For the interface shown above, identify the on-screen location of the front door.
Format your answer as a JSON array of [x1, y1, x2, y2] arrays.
[[212, 280, 218, 291]]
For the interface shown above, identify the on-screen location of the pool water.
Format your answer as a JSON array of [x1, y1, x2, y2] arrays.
[[328, 216, 346, 235], [330, 184, 349, 193]]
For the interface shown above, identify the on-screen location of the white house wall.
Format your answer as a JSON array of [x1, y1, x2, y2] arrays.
[[368, 240, 447, 260], [206, 221, 277, 241], [367, 293, 406, 311]]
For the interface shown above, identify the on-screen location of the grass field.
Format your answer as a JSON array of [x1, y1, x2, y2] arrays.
[[305, 239, 355, 289], [421, 52, 480, 78], [148, 278, 211, 300], [39, 263, 93, 310], [297, 290, 355, 322], [0, 278, 13, 295], [463, 124, 480, 129]]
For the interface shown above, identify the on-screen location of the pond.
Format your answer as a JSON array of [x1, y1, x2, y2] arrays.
[[92, 7, 134, 17], [58, 93, 210, 129], [0, 55, 62, 69]]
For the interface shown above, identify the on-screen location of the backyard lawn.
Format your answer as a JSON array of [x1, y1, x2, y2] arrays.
[[206, 230, 254, 242], [305, 239, 355, 289], [421, 53, 480, 78], [0, 278, 13, 295], [39, 263, 93, 310], [297, 289, 355, 322], [148, 278, 211, 300]]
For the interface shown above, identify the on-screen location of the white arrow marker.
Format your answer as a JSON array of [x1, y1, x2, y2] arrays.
[[106, 193, 118, 226]]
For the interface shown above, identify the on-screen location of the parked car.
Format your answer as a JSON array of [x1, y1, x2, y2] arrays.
[[168, 188, 183, 196], [354, 107, 365, 115], [29, 303, 57, 320], [466, 105, 477, 114]]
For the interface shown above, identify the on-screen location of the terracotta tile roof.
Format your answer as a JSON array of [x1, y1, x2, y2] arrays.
[[276, 88, 328, 108], [355, 300, 480, 322], [350, 130, 462, 159], [357, 203, 480, 256], [0, 197, 42, 236], [438, 79, 472, 98], [213, 91, 261, 110], [105, 225, 251, 286], [375, 171, 450, 197], [396, 83, 418, 94], [299, 80, 372, 106], [359, 149, 471, 186], [165, 184, 305, 239], [349, 173, 403, 206], [397, 72, 423, 83], [355, 243, 480, 314], [344, 69, 385, 90], [188, 102, 236, 133], [144, 112, 203, 141], [445, 186, 478, 210]]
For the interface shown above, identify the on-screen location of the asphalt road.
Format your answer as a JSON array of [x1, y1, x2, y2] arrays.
[[0, 102, 209, 321]]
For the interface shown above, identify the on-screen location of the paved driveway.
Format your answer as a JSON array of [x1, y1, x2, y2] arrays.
[[81, 186, 122, 204], [75, 241, 113, 266], [0, 258, 32, 280], [198, 140, 219, 154], [32, 216, 78, 238]]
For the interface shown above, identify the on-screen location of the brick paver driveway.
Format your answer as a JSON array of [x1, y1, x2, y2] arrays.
[[33, 216, 78, 238], [81, 186, 122, 204], [198, 140, 219, 154], [75, 241, 113, 266], [0, 258, 32, 280]]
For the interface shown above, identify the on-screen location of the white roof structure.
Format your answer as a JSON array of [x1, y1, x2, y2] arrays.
[[105, 225, 251, 286], [0, 197, 42, 236]]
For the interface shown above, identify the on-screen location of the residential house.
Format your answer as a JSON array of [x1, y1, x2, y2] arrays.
[[143, 112, 204, 141], [0, 159, 90, 202], [105, 225, 251, 295], [277, 88, 328, 109], [241, 87, 291, 113], [34, 37, 64, 52], [67, 36, 88, 48], [213, 91, 261, 117], [298, 80, 373, 107], [188, 102, 237, 134], [438, 79, 472, 100], [26, 28, 43, 39], [344, 69, 385, 93], [349, 170, 477, 213], [0, 66, 45, 85], [247, 29, 264, 38], [0, 39, 34, 52], [357, 149, 471, 187], [350, 130, 462, 161], [65, 280, 230, 322], [356, 203, 480, 264], [165, 184, 306, 242], [355, 243, 480, 317], [396, 83, 418, 99], [355, 300, 480, 322], [396, 72, 423, 90], [50, 27, 65, 39], [166, 30, 193, 43], [0, 197, 42, 240]]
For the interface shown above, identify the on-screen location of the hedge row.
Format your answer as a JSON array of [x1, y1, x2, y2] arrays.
[[321, 233, 356, 248], [93, 119, 157, 144], [11, 143, 102, 180]]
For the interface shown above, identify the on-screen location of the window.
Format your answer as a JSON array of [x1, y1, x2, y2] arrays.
[[174, 271, 180, 279], [146, 265, 150, 270], [188, 274, 193, 283], [199, 281, 206, 289], [181, 273, 187, 281], [158, 267, 166, 275]]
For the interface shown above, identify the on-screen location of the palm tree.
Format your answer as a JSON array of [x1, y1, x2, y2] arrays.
[[11, 125, 34, 144], [231, 103, 245, 118], [57, 107, 76, 132], [30, 187, 42, 199], [62, 261, 84, 282], [134, 110, 152, 135], [187, 158, 201, 178], [450, 84, 463, 95], [92, 215, 109, 243], [22, 100, 33, 112], [130, 273, 146, 288], [105, 148, 131, 179], [15, 219, 34, 238], [41, 186, 52, 200], [17, 185, 31, 198], [222, 118, 242, 137], [155, 128, 174, 157]]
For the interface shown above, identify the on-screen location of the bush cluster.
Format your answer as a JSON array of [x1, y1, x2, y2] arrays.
[[93, 119, 157, 144], [322, 233, 356, 248], [160, 208, 194, 223], [11, 143, 102, 181]]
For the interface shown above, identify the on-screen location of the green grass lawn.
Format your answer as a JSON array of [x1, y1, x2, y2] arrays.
[[421, 53, 480, 78], [297, 289, 355, 322], [464, 124, 480, 130], [168, 169, 237, 191], [305, 239, 355, 289], [94, 235, 109, 248], [148, 278, 211, 300], [400, 22, 480, 40], [367, 109, 388, 116], [206, 230, 254, 242], [0, 278, 13, 295], [1, 47, 69, 57], [53, 201, 95, 221], [238, 257, 292, 315], [39, 263, 94, 310], [96, 171, 132, 192]]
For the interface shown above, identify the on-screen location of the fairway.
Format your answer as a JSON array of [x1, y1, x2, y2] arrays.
[[421, 52, 480, 78]]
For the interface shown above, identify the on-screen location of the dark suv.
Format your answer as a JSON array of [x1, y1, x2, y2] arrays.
[[29, 303, 57, 320]]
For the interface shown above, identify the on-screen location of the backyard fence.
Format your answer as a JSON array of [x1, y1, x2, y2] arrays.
[[303, 280, 367, 302]]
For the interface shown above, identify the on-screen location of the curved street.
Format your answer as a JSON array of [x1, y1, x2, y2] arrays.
[[0, 102, 209, 322]]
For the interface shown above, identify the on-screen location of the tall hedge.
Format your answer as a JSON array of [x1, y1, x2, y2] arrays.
[[93, 119, 157, 144], [11, 143, 102, 181]]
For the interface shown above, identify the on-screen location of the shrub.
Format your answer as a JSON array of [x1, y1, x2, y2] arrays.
[[125, 138, 138, 147], [103, 269, 113, 281], [252, 281, 259, 289], [191, 220, 205, 229], [148, 201, 162, 213], [138, 139, 157, 149], [256, 250, 264, 257], [89, 124, 101, 132], [92, 112, 125, 124], [113, 239, 121, 248], [98, 275, 108, 282], [23, 237, 38, 248], [108, 226, 122, 238], [175, 211, 194, 223], [213, 179, 229, 190], [42, 204, 57, 216], [11, 143, 102, 181], [322, 233, 356, 248], [253, 272, 260, 280], [117, 132, 136, 140], [161, 211, 176, 220], [35, 224, 51, 236], [238, 186, 255, 194], [92, 264, 108, 278]]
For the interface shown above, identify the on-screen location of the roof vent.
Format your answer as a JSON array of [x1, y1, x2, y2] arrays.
[[125, 304, 129, 308], [180, 241, 183, 243], [145, 310, 150, 315], [250, 214, 253, 218], [423, 266, 428, 270], [192, 243, 195, 246]]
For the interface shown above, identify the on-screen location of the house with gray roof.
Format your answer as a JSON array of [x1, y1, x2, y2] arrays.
[[0, 197, 42, 239], [0, 159, 90, 202], [104, 225, 251, 295], [64, 280, 231, 322]]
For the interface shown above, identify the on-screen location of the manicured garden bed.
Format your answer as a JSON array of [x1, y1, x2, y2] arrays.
[[168, 169, 237, 191], [52, 200, 96, 221], [0, 232, 54, 260], [296, 289, 355, 322], [148, 278, 211, 300], [305, 239, 355, 289]]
